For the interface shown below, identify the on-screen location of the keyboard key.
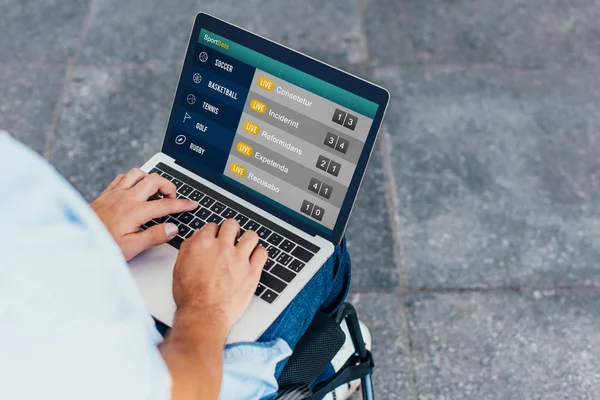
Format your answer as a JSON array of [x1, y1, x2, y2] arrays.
[[239, 228, 246, 237], [210, 201, 226, 214], [276, 253, 293, 266], [255, 283, 266, 296], [289, 259, 305, 273], [184, 230, 194, 239], [264, 259, 275, 271], [145, 220, 157, 228], [189, 190, 204, 202], [244, 220, 261, 232], [179, 184, 193, 196], [166, 217, 179, 225], [161, 172, 173, 180], [267, 245, 281, 259], [149, 167, 162, 175], [168, 236, 184, 250], [261, 289, 277, 304], [234, 213, 249, 226], [207, 214, 223, 224], [178, 224, 191, 237], [260, 272, 287, 293], [271, 264, 296, 283], [291, 246, 314, 263], [258, 239, 269, 248], [195, 207, 212, 220], [221, 207, 237, 219], [279, 239, 295, 253], [171, 178, 184, 189], [189, 218, 205, 230], [200, 196, 215, 208], [266, 233, 284, 246], [256, 226, 272, 239], [155, 215, 168, 224], [177, 212, 194, 225]]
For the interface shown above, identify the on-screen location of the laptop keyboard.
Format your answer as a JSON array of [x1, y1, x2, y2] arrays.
[[140, 163, 320, 304]]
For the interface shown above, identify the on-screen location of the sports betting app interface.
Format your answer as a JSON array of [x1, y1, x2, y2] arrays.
[[165, 29, 379, 232]]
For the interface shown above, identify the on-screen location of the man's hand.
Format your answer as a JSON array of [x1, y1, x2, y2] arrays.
[[159, 219, 268, 400], [90, 168, 198, 261], [173, 219, 268, 333]]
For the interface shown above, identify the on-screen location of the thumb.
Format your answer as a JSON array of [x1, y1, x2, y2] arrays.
[[122, 223, 179, 260]]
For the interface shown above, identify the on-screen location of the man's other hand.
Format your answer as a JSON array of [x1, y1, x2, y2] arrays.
[[90, 168, 198, 261], [173, 219, 268, 336]]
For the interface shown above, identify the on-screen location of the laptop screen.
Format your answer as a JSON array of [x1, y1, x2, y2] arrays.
[[162, 14, 388, 244]]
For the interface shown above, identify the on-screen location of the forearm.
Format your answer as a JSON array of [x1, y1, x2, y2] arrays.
[[159, 307, 229, 400]]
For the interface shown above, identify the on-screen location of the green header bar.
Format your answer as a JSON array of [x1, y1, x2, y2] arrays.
[[199, 29, 378, 119]]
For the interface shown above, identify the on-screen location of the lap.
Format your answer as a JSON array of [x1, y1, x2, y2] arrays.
[[258, 236, 351, 352]]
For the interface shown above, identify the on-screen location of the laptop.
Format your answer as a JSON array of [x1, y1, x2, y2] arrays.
[[128, 13, 390, 343]]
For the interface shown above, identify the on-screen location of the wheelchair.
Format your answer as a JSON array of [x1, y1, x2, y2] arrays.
[[155, 302, 375, 400]]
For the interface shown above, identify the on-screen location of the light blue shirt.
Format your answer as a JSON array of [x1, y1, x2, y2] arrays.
[[0, 133, 291, 400]]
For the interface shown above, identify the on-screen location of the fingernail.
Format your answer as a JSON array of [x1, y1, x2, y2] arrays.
[[165, 223, 179, 239]]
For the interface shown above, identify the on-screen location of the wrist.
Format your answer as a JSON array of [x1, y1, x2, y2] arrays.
[[171, 305, 230, 348]]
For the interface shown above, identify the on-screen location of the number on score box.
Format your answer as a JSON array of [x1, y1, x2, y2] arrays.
[[332, 108, 358, 131], [324, 132, 349, 154], [308, 177, 332, 199], [316, 155, 341, 177], [300, 200, 325, 221]]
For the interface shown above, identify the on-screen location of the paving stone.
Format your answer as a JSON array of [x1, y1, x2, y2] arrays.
[[363, 0, 600, 69], [407, 291, 600, 400], [376, 66, 600, 289], [0, 0, 89, 63], [78, 0, 199, 63], [0, 64, 66, 154], [346, 141, 400, 291], [79, 0, 369, 71], [195, 0, 368, 69], [49, 62, 181, 200], [349, 292, 414, 399]]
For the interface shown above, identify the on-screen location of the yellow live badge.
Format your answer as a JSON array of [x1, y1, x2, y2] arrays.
[[257, 77, 274, 91], [250, 99, 267, 114], [236, 142, 253, 156], [230, 163, 246, 177], [244, 121, 260, 135]]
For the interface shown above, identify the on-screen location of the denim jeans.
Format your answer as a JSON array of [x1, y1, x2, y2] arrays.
[[258, 237, 352, 379], [155, 237, 352, 381]]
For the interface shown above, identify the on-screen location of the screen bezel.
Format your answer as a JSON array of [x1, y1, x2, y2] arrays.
[[162, 13, 390, 246]]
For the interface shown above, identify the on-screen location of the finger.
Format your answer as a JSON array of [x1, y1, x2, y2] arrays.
[[107, 174, 125, 190], [132, 173, 178, 200], [249, 245, 269, 275], [120, 222, 179, 261], [119, 168, 148, 189], [236, 229, 260, 256], [136, 198, 198, 222], [217, 219, 240, 245], [199, 222, 219, 238]]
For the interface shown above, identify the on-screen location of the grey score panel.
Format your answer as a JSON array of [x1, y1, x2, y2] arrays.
[[244, 92, 364, 163], [231, 136, 347, 207]]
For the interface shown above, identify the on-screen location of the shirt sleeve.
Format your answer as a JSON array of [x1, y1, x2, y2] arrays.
[[0, 133, 172, 400]]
